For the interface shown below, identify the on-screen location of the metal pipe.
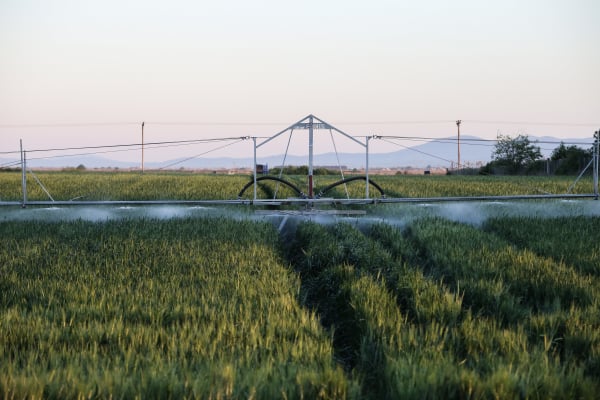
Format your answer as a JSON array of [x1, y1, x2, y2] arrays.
[[20, 140, 27, 207], [253, 137, 257, 202], [28, 169, 54, 202], [256, 115, 308, 148], [567, 157, 594, 194], [1, 193, 598, 208], [311, 115, 365, 148], [456, 120, 461, 171], [141, 122, 145, 173], [365, 136, 370, 198], [594, 130, 599, 199], [308, 115, 314, 198]]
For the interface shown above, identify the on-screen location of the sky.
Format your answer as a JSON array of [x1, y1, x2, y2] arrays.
[[1, 0, 599, 166]]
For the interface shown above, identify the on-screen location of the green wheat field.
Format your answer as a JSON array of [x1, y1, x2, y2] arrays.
[[1, 172, 599, 398]]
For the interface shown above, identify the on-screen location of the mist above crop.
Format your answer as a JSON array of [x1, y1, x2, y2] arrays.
[[2, 201, 599, 233]]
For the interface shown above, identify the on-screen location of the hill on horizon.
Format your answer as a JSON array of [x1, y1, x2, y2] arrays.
[[3, 135, 593, 170]]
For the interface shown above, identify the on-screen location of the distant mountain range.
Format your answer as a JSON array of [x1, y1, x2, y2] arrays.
[[3, 136, 593, 170]]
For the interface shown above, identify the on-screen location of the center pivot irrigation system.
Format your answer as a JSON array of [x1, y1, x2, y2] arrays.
[[238, 114, 386, 204], [3, 114, 600, 208]]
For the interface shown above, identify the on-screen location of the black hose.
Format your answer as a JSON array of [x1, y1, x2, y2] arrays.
[[316, 176, 385, 199], [238, 176, 307, 199]]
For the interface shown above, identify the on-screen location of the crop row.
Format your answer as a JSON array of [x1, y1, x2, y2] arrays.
[[285, 218, 600, 398], [1, 214, 599, 398], [0, 171, 595, 201], [485, 216, 600, 276], [0, 218, 354, 398]]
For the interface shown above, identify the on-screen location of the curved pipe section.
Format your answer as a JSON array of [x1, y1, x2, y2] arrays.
[[316, 176, 385, 199], [238, 176, 307, 199]]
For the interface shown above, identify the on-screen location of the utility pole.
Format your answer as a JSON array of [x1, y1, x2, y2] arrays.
[[141, 122, 145, 173], [456, 120, 462, 171]]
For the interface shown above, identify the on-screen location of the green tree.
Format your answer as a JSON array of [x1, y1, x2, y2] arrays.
[[550, 142, 568, 161], [491, 134, 542, 173], [550, 142, 590, 175]]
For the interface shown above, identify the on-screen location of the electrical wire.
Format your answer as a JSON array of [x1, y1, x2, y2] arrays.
[[4, 135, 585, 158], [463, 120, 599, 127], [158, 139, 245, 170], [385, 137, 497, 148], [0, 160, 22, 168], [0, 122, 139, 128], [147, 122, 285, 126], [379, 138, 456, 165], [19, 141, 202, 163], [2, 119, 597, 129], [3, 137, 251, 167], [377, 135, 594, 146], [336, 120, 456, 125], [22, 137, 247, 154]]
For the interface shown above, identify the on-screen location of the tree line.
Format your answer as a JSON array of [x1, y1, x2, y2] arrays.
[[480, 132, 599, 175]]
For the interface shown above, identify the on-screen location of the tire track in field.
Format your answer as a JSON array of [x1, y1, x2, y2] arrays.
[[283, 221, 400, 399]]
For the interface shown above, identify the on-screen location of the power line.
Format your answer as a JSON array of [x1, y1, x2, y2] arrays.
[[0, 160, 22, 168], [379, 138, 456, 165], [21, 141, 216, 163], [0, 121, 283, 128], [337, 120, 456, 125], [0, 122, 139, 128], [2, 119, 598, 129], [21, 137, 248, 154], [377, 135, 594, 146], [158, 139, 246, 170], [0, 120, 452, 128], [1, 137, 251, 165], [147, 122, 284, 127], [463, 120, 599, 127]]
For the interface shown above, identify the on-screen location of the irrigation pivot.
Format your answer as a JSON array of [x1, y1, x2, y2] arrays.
[[244, 114, 381, 203]]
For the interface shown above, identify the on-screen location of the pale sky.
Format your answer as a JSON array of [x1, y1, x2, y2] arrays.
[[1, 0, 599, 165]]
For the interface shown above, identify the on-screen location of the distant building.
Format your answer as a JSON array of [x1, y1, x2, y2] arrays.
[[256, 164, 269, 174]]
